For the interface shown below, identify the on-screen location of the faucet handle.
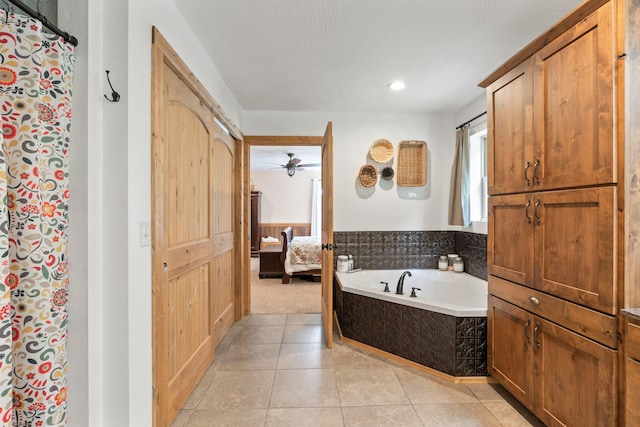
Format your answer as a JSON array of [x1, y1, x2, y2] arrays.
[[410, 287, 421, 298], [381, 281, 389, 292]]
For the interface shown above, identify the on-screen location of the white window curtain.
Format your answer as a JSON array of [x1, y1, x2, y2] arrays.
[[448, 125, 471, 226], [310, 179, 322, 237]]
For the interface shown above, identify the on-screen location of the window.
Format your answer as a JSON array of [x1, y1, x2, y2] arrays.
[[469, 127, 488, 222]]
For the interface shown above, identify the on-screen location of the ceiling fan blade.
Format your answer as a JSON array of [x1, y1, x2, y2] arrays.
[[289, 158, 302, 165], [297, 163, 321, 168]]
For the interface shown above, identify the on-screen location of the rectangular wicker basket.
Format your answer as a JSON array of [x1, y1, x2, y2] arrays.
[[397, 140, 427, 186]]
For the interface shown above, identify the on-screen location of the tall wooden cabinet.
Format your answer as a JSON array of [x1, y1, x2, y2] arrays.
[[480, 0, 640, 424], [250, 191, 261, 257]]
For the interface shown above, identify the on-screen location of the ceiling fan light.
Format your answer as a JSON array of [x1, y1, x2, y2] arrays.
[[287, 166, 296, 177]]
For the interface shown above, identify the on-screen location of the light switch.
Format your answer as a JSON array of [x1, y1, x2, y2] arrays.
[[140, 221, 151, 247]]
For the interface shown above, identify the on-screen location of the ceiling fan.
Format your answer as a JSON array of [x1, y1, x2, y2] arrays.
[[280, 153, 320, 177]]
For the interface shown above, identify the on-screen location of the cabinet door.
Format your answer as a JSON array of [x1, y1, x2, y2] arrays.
[[533, 317, 616, 426], [626, 358, 640, 426], [486, 59, 534, 195], [487, 295, 534, 409], [533, 2, 615, 190], [488, 194, 534, 287], [534, 187, 616, 314]]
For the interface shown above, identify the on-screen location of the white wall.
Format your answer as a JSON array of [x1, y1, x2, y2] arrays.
[[243, 111, 457, 231], [251, 170, 321, 224], [59, 0, 245, 425]]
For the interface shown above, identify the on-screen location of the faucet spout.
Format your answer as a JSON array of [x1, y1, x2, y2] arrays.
[[396, 270, 412, 295]]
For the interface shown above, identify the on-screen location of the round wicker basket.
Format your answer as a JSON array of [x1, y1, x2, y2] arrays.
[[358, 164, 377, 187], [369, 139, 394, 163]]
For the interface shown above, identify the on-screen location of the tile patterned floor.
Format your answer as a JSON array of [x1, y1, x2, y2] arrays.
[[171, 314, 544, 427]]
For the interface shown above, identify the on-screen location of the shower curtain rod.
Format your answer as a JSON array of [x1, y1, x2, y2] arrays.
[[456, 111, 486, 130], [5, 0, 78, 46]]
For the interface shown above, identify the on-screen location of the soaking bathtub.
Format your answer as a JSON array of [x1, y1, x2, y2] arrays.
[[334, 269, 488, 317], [333, 269, 489, 377]]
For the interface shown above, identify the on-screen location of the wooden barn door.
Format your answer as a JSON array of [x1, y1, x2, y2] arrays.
[[321, 122, 334, 348], [151, 29, 236, 426]]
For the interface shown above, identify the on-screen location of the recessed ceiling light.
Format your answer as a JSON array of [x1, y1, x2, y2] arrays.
[[388, 81, 405, 91]]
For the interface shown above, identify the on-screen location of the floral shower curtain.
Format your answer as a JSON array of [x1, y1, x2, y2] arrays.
[[0, 10, 75, 426]]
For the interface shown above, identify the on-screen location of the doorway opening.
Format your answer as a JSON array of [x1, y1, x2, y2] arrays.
[[246, 139, 322, 315]]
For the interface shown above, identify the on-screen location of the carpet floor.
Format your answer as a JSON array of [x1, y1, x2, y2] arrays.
[[250, 258, 321, 314]]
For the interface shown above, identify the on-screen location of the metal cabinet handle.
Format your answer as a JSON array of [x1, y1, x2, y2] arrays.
[[534, 199, 541, 224], [524, 161, 531, 186], [525, 200, 532, 224], [525, 319, 531, 344], [534, 322, 541, 349], [528, 296, 540, 305], [533, 158, 540, 185]]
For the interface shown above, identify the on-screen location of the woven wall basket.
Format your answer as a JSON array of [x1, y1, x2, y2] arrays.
[[358, 164, 377, 187], [369, 139, 394, 163], [397, 140, 427, 186]]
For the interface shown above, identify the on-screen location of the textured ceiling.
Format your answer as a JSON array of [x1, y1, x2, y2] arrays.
[[174, 0, 582, 114]]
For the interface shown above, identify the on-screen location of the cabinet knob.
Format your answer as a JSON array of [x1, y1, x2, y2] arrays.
[[528, 296, 540, 305]]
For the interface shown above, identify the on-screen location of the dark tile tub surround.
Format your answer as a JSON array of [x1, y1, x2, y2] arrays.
[[334, 284, 488, 377], [333, 231, 487, 280]]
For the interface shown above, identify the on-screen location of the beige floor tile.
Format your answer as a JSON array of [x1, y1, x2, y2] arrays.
[[282, 324, 323, 343], [270, 369, 340, 408], [414, 402, 502, 426], [286, 313, 322, 325], [218, 343, 281, 371], [336, 367, 410, 406], [483, 401, 544, 427], [342, 405, 423, 427], [234, 325, 285, 344], [246, 314, 288, 326], [277, 343, 333, 369], [197, 369, 275, 411], [331, 346, 391, 372], [186, 408, 267, 427], [169, 410, 193, 427], [181, 363, 218, 409], [466, 383, 514, 402], [394, 367, 478, 404], [266, 407, 344, 427], [224, 320, 246, 338]]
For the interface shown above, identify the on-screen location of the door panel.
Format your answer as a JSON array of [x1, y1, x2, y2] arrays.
[[488, 194, 534, 287], [534, 317, 616, 426], [488, 295, 534, 409], [534, 2, 615, 189], [211, 127, 236, 346], [534, 187, 616, 314], [486, 59, 534, 195], [152, 30, 236, 426], [321, 122, 334, 348]]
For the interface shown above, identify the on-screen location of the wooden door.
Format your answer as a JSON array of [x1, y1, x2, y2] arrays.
[[533, 316, 616, 426], [152, 31, 235, 426], [321, 122, 334, 348], [487, 295, 534, 410], [486, 59, 534, 195], [533, 187, 616, 314], [211, 125, 236, 346], [488, 193, 534, 287], [533, 2, 615, 190]]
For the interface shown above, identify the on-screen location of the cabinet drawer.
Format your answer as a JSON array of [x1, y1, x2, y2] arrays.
[[489, 275, 617, 348], [628, 322, 640, 361]]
